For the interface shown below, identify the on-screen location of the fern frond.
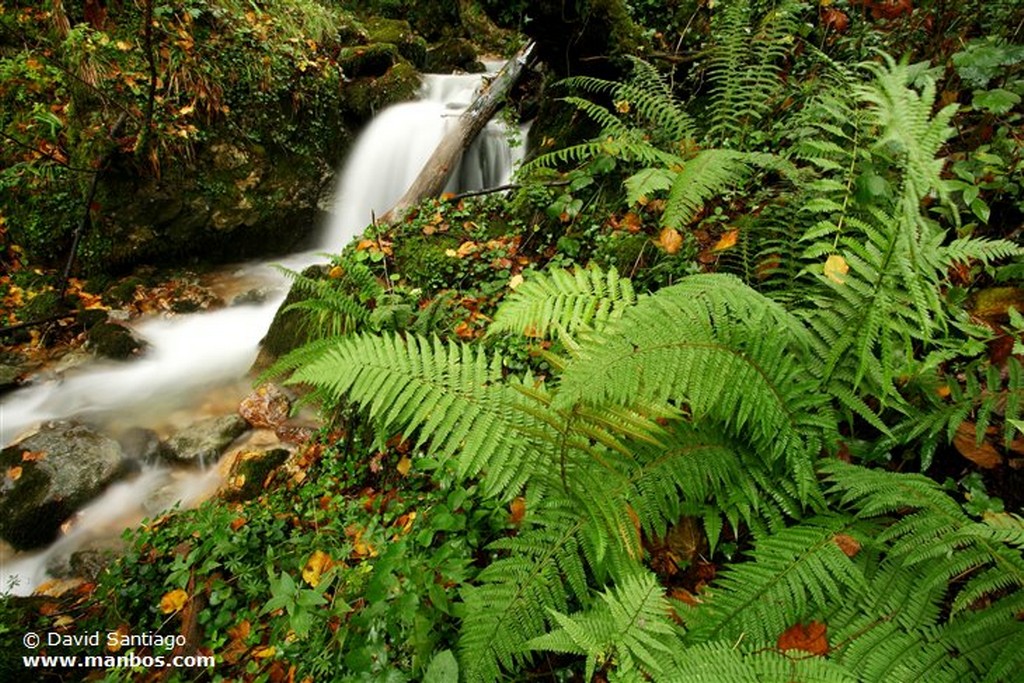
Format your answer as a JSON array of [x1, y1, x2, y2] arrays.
[[489, 266, 639, 339]]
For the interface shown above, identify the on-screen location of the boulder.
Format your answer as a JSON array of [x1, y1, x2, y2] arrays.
[[238, 384, 292, 430], [221, 448, 291, 501], [0, 421, 131, 550], [158, 415, 248, 467], [86, 321, 146, 360], [425, 38, 482, 73]]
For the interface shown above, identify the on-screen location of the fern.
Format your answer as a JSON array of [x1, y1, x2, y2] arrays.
[[488, 265, 638, 339]]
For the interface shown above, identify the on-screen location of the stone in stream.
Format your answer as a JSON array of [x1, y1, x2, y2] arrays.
[[238, 384, 292, 430], [158, 415, 249, 467], [0, 421, 132, 550], [86, 320, 147, 360], [221, 448, 291, 502]]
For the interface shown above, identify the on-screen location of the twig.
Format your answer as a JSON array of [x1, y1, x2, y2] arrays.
[[0, 314, 76, 337], [0, 131, 96, 173], [445, 179, 571, 202]]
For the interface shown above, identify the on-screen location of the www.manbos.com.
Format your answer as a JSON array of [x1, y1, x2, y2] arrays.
[[23, 652, 215, 669]]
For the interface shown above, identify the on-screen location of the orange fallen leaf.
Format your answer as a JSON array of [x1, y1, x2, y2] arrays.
[[159, 588, 189, 614], [252, 645, 276, 659], [230, 517, 247, 531], [456, 241, 478, 258], [833, 534, 861, 558], [622, 212, 643, 234], [328, 265, 344, 279], [7, 466, 22, 481], [953, 422, 1003, 469], [658, 227, 683, 254], [712, 229, 739, 252], [508, 497, 527, 526], [777, 621, 829, 655]]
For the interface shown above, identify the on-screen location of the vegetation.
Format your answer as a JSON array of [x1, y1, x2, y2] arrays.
[[2, 0, 1024, 682]]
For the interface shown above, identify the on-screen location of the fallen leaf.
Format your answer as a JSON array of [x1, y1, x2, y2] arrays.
[[159, 588, 189, 614], [230, 517, 247, 531], [252, 645, 276, 659], [658, 227, 683, 255], [777, 621, 829, 655], [622, 212, 643, 233], [7, 466, 22, 481], [953, 422, 1003, 469], [456, 241, 477, 258], [396, 456, 412, 476], [508, 497, 527, 526], [328, 265, 344, 279], [301, 550, 333, 587], [824, 254, 849, 284], [833, 534, 861, 558], [711, 229, 739, 252], [509, 274, 525, 290]]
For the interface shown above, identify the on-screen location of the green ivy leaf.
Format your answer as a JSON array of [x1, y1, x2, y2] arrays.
[[423, 649, 459, 683]]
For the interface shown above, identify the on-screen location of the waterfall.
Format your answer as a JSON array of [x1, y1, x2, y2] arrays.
[[320, 64, 524, 251], [1, 66, 526, 596]]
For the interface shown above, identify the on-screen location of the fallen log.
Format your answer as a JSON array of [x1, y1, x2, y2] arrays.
[[377, 41, 536, 225]]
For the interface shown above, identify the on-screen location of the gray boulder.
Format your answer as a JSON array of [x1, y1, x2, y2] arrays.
[[0, 421, 131, 550], [159, 415, 248, 467]]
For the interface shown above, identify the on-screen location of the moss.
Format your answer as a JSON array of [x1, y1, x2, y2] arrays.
[[363, 17, 428, 68], [392, 234, 462, 291], [425, 37, 480, 73], [339, 43, 399, 79], [341, 60, 421, 121]]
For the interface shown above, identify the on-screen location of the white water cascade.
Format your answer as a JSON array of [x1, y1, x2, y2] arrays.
[[322, 64, 525, 249], [1, 64, 524, 595]]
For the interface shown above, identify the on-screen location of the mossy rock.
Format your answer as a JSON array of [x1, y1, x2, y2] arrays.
[[363, 17, 428, 69], [86, 321, 146, 360], [425, 37, 481, 73], [253, 264, 328, 373], [222, 448, 291, 501], [340, 61, 421, 122], [339, 43, 399, 79]]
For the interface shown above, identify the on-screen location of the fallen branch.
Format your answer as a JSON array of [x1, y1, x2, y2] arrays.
[[0, 314, 76, 337], [444, 178, 571, 202]]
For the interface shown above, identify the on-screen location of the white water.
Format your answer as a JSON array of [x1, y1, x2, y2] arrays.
[[1, 64, 523, 595], [322, 64, 524, 250]]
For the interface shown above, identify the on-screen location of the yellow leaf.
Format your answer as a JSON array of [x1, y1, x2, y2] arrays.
[[658, 227, 683, 255], [252, 645, 276, 659], [159, 588, 189, 614], [824, 254, 849, 284], [712, 229, 739, 252], [7, 466, 22, 481], [328, 265, 344, 279], [508, 274, 525, 290], [301, 550, 333, 587], [396, 456, 412, 476]]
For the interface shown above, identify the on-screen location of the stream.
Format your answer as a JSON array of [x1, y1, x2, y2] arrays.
[[0, 64, 524, 596]]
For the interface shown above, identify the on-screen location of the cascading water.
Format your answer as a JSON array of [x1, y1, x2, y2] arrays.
[[1, 63, 525, 595], [322, 63, 525, 250]]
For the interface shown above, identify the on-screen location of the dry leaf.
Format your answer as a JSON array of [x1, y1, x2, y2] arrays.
[[508, 496, 527, 526], [658, 227, 683, 255], [301, 550, 333, 587], [833, 534, 861, 558], [824, 254, 849, 284], [508, 274, 525, 290], [328, 265, 343, 279], [252, 645, 277, 659], [159, 588, 189, 614], [777, 621, 829, 655], [953, 422, 1003, 469], [456, 241, 477, 258], [7, 466, 22, 481], [712, 229, 739, 252], [230, 517, 247, 531], [396, 456, 412, 476]]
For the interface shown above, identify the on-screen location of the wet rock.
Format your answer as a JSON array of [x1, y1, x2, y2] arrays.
[[232, 288, 270, 306], [47, 537, 124, 582], [425, 38, 481, 73], [221, 448, 291, 501], [117, 427, 164, 466], [339, 43, 399, 79], [159, 415, 249, 467], [0, 354, 26, 395], [238, 384, 292, 430], [364, 17, 428, 69], [0, 421, 131, 550], [86, 321, 146, 360]]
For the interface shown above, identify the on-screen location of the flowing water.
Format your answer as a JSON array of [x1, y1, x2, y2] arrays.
[[0, 64, 524, 595]]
